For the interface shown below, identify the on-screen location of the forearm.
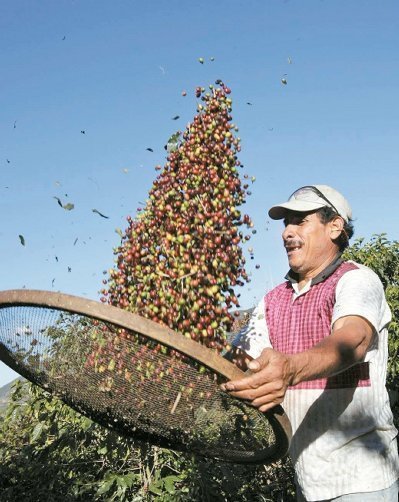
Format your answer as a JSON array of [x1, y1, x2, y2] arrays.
[[288, 319, 373, 386], [221, 315, 375, 412]]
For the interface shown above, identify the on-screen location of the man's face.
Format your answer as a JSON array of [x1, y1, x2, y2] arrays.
[[282, 211, 338, 279]]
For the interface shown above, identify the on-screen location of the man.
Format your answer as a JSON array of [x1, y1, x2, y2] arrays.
[[222, 185, 399, 501]]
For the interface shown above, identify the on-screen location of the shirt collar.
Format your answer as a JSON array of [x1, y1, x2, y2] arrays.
[[285, 253, 343, 287]]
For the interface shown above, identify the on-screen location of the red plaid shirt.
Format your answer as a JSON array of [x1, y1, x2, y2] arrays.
[[265, 261, 371, 390]]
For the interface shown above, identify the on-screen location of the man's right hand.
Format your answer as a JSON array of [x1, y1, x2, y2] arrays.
[[221, 347, 294, 412]]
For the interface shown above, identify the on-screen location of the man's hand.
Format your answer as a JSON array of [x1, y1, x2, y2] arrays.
[[221, 348, 294, 412]]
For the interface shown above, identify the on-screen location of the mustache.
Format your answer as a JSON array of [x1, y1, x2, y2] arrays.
[[284, 239, 303, 249]]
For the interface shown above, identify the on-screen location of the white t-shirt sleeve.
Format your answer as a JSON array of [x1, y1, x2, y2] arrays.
[[232, 297, 271, 359], [332, 263, 392, 359]]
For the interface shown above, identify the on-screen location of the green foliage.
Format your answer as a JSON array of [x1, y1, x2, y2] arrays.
[[343, 234, 399, 388], [0, 380, 198, 501]]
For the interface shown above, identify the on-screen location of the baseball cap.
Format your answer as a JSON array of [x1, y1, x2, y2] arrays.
[[268, 185, 352, 222]]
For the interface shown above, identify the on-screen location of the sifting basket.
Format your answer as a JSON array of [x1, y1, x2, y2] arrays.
[[0, 289, 291, 464]]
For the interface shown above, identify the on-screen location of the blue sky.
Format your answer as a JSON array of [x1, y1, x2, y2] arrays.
[[1, 0, 398, 386]]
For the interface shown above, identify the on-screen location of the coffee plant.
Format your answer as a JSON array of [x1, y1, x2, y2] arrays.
[[343, 234, 399, 389]]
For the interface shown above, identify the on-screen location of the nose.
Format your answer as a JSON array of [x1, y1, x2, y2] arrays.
[[282, 223, 295, 241]]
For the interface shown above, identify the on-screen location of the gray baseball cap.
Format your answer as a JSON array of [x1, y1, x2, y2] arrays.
[[268, 185, 352, 222]]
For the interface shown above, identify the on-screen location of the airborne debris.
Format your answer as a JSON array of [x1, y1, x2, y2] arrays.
[[92, 209, 109, 219], [53, 196, 75, 211], [164, 131, 181, 153], [18, 234, 25, 246]]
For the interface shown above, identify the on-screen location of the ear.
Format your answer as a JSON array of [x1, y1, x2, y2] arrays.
[[329, 216, 344, 239]]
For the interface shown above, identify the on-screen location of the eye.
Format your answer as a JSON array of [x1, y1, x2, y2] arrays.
[[283, 213, 309, 226]]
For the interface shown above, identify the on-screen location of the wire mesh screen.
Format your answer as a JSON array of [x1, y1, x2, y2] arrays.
[[0, 297, 290, 464]]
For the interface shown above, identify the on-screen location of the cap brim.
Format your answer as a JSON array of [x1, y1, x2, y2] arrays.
[[268, 200, 326, 220]]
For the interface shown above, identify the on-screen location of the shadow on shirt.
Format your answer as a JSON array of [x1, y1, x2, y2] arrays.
[[290, 377, 392, 463]]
